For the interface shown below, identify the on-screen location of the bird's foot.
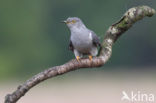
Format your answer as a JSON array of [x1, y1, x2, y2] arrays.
[[88, 55, 92, 61], [76, 56, 80, 62]]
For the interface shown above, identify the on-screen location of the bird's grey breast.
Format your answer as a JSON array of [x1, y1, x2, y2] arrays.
[[70, 28, 93, 53]]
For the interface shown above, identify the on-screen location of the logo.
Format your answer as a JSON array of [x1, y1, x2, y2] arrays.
[[121, 91, 155, 102]]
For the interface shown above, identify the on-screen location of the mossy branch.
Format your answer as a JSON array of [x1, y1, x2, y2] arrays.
[[5, 5, 155, 103]]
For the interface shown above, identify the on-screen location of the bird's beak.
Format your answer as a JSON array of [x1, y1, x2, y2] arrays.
[[61, 20, 67, 24]]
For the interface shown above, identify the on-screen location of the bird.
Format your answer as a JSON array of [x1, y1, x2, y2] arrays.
[[63, 17, 101, 61]]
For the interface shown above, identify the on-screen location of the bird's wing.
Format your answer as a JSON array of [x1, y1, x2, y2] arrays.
[[69, 39, 74, 51], [91, 31, 101, 47]]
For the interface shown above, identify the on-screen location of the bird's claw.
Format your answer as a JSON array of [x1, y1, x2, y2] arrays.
[[88, 55, 92, 61], [76, 56, 80, 62]]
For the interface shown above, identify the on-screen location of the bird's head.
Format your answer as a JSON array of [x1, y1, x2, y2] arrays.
[[62, 17, 86, 29]]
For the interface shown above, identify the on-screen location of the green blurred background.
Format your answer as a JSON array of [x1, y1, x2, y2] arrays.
[[0, 0, 156, 81]]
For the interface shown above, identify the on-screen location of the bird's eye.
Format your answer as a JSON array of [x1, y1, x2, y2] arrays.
[[71, 20, 76, 24]]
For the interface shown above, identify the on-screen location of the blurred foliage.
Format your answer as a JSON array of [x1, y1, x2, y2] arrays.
[[0, 0, 155, 80]]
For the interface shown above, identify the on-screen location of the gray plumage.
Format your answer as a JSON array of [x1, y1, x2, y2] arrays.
[[64, 17, 101, 58]]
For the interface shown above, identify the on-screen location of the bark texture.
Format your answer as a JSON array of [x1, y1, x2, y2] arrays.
[[5, 5, 155, 103]]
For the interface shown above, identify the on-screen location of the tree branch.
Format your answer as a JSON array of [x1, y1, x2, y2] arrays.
[[5, 5, 155, 103]]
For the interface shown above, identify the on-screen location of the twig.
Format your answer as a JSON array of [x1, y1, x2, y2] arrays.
[[5, 5, 155, 103]]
